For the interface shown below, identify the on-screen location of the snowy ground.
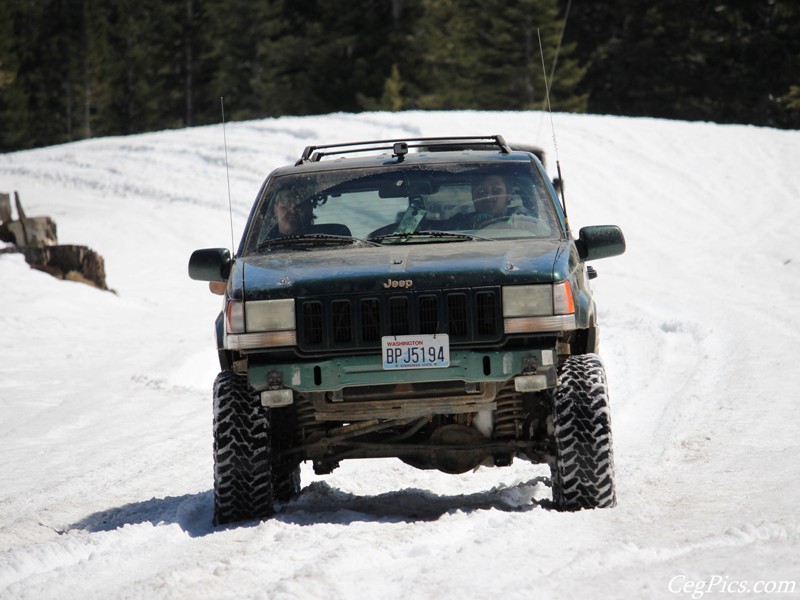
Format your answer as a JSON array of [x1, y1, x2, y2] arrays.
[[1, 111, 799, 599]]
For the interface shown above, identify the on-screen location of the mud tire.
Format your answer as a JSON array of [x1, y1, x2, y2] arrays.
[[551, 354, 617, 511], [270, 405, 302, 502], [213, 371, 275, 525]]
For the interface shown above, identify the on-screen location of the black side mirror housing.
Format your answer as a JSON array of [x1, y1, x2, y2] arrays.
[[188, 248, 232, 282], [576, 225, 626, 261]]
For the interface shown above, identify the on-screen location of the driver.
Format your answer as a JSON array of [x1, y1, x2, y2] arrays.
[[269, 189, 314, 237], [472, 174, 512, 218]]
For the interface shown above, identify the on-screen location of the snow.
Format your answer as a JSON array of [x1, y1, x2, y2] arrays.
[[2, 110, 800, 599]]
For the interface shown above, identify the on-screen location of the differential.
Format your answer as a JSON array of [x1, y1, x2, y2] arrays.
[[401, 424, 490, 474]]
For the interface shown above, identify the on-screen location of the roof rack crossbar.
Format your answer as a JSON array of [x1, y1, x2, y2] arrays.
[[296, 135, 511, 164]]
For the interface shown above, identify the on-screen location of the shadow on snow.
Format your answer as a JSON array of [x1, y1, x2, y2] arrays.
[[68, 476, 552, 538]]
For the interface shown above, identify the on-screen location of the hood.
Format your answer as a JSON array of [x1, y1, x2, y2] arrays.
[[233, 239, 571, 300]]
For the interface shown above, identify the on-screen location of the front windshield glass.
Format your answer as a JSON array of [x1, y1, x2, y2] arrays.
[[243, 161, 563, 254]]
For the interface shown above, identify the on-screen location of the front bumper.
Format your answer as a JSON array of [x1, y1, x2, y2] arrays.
[[248, 347, 557, 419], [249, 347, 556, 392]]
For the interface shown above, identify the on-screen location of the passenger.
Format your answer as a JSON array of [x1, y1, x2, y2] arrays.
[[443, 174, 532, 229]]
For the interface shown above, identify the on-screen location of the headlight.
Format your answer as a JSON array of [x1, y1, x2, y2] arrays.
[[502, 282, 575, 333], [224, 298, 297, 349], [245, 298, 295, 332], [502, 285, 553, 317]]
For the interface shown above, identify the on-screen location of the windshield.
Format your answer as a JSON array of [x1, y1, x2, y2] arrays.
[[243, 161, 563, 254]]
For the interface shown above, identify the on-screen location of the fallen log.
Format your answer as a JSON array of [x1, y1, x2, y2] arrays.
[[23, 244, 108, 290]]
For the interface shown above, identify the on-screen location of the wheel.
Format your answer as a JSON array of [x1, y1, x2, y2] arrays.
[[213, 371, 275, 525], [274, 463, 301, 501], [550, 354, 617, 510], [270, 405, 302, 502]]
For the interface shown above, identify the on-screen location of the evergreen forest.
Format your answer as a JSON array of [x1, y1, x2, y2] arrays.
[[1, 0, 798, 152]]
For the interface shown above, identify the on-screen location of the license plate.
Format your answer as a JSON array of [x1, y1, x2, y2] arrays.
[[382, 334, 450, 370]]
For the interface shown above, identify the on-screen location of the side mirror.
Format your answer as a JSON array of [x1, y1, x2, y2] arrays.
[[188, 248, 232, 282], [576, 225, 626, 261]]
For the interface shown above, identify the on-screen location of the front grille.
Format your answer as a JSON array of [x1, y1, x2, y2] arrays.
[[297, 288, 502, 352]]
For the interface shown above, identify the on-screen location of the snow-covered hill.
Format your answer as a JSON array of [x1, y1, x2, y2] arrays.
[[2, 111, 799, 599]]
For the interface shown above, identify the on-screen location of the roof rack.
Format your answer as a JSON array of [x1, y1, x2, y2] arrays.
[[295, 135, 512, 165]]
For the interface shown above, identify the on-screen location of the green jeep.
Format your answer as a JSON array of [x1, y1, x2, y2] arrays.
[[189, 136, 626, 525]]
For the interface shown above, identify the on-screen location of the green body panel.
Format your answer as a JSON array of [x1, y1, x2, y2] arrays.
[[247, 347, 557, 392]]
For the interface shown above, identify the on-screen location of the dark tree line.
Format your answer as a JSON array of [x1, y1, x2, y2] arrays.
[[566, 1, 800, 127], [0, 0, 798, 152]]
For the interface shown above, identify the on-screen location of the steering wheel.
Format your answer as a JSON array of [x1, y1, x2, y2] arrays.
[[476, 213, 541, 231], [475, 216, 512, 229]]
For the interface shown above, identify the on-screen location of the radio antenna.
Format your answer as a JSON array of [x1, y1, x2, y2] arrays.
[[537, 28, 570, 233], [220, 96, 236, 254], [535, 0, 571, 141]]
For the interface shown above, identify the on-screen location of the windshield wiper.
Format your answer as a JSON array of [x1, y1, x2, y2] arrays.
[[369, 230, 489, 244], [258, 234, 378, 251]]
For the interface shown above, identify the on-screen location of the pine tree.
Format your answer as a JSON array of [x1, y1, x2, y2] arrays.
[[412, 0, 586, 112], [251, 1, 419, 117], [0, 0, 24, 151], [250, 1, 318, 116], [571, 0, 800, 128], [380, 64, 405, 112], [200, 0, 263, 120], [0, 0, 85, 149]]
